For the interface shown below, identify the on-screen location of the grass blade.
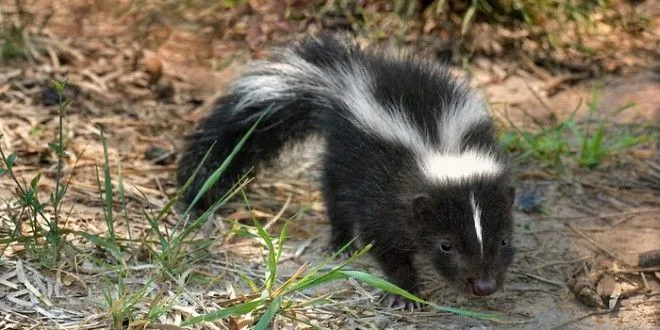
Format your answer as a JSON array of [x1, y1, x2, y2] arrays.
[[117, 159, 132, 245], [184, 108, 270, 215], [340, 270, 423, 302], [98, 129, 117, 244], [255, 223, 277, 291], [287, 243, 370, 294], [461, 0, 478, 35], [181, 298, 265, 326], [254, 296, 282, 330], [275, 221, 289, 264], [340, 270, 500, 321]]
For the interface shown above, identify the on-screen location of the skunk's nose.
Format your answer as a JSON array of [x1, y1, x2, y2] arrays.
[[471, 279, 497, 296]]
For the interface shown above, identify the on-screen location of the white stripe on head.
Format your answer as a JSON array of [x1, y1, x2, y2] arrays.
[[470, 192, 483, 257], [419, 149, 503, 184]]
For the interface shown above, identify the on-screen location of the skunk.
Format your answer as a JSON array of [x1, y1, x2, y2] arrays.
[[177, 34, 516, 308]]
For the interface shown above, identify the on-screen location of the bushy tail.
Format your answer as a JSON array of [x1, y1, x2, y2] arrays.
[[177, 34, 356, 211]]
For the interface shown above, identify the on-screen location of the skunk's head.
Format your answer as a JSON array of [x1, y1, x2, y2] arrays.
[[410, 171, 515, 296]]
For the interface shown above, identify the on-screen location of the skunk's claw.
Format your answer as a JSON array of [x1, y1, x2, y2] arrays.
[[384, 294, 422, 312]]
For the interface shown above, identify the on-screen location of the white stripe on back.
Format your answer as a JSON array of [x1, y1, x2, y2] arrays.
[[229, 44, 504, 184], [438, 95, 490, 152]]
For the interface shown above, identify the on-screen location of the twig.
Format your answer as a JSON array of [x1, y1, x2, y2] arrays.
[[543, 208, 655, 221], [542, 72, 591, 95], [565, 222, 632, 268], [613, 267, 660, 274], [264, 194, 291, 230], [548, 309, 617, 330], [525, 82, 556, 120], [640, 272, 650, 293], [520, 53, 552, 80], [511, 270, 564, 287], [532, 257, 589, 270], [610, 214, 638, 228]]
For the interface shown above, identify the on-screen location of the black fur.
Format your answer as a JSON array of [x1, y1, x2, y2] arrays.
[[177, 34, 515, 300]]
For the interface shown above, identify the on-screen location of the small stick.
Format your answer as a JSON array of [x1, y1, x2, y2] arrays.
[[610, 214, 637, 228], [548, 309, 617, 330], [565, 223, 632, 268], [532, 257, 589, 270], [549, 297, 655, 330], [542, 208, 655, 221], [640, 272, 650, 293], [542, 72, 591, 94], [525, 82, 556, 120], [512, 270, 564, 287], [264, 194, 292, 230], [613, 267, 660, 274]]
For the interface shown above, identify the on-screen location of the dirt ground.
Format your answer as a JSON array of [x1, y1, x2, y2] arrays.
[[1, 1, 659, 329]]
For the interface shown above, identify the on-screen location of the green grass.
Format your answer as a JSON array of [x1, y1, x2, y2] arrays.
[[182, 220, 499, 328], [455, 0, 611, 29], [499, 89, 655, 171], [0, 80, 76, 267], [101, 277, 152, 329], [0, 25, 27, 61]]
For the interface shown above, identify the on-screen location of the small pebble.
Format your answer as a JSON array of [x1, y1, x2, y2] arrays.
[[515, 190, 542, 214]]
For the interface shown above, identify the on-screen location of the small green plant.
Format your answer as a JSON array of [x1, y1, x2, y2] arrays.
[[500, 91, 653, 170], [1, 25, 27, 61], [75, 128, 131, 267], [566, 91, 650, 169], [182, 218, 498, 328], [99, 275, 180, 329], [456, 0, 611, 30], [88, 116, 265, 328], [0, 79, 77, 266], [392, 0, 417, 46], [100, 277, 153, 329], [141, 107, 268, 279]]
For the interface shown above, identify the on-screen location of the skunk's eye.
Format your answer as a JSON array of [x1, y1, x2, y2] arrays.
[[440, 242, 453, 252], [501, 238, 508, 246]]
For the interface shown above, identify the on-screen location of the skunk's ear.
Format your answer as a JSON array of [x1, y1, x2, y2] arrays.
[[505, 186, 516, 209], [412, 194, 434, 221]]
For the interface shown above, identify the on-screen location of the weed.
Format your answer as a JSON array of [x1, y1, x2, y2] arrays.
[[98, 274, 181, 328], [183, 219, 498, 328], [456, 0, 611, 28], [500, 90, 654, 170], [75, 128, 130, 267], [140, 107, 269, 280], [100, 277, 153, 329], [0, 25, 27, 61], [0, 79, 76, 266], [220, 0, 249, 9], [392, 0, 417, 46]]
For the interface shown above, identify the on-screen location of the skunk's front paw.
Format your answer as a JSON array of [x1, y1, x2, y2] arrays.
[[383, 293, 423, 312]]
